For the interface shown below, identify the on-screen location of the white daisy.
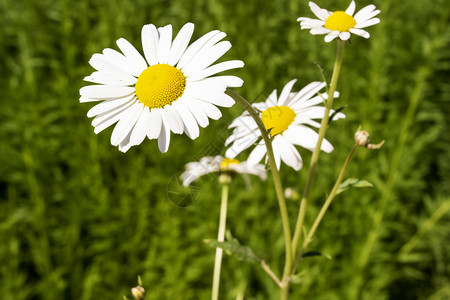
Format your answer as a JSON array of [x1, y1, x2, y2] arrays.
[[80, 23, 244, 153], [181, 156, 267, 187], [297, 1, 380, 42], [225, 79, 345, 171]]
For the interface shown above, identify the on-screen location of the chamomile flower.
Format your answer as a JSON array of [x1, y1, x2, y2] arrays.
[[225, 79, 345, 171], [80, 23, 244, 153], [181, 156, 267, 186], [297, 1, 380, 42]]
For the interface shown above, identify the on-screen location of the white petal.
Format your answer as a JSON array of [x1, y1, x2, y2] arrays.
[[80, 85, 135, 99], [142, 24, 159, 66], [339, 31, 351, 40], [80, 96, 97, 103], [92, 103, 136, 134], [184, 96, 209, 128], [345, 1, 356, 16], [89, 54, 136, 82], [354, 5, 379, 23], [288, 81, 326, 107], [203, 75, 243, 88], [187, 60, 244, 82], [310, 27, 332, 35], [277, 79, 297, 106], [247, 142, 267, 165], [225, 134, 259, 158], [272, 138, 282, 170], [92, 99, 136, 128], [158, 112, 171, 153], [129, 106, 151, 146], [355, 18, 380, 29], [160, 104, 184, 134], [102, 48, 139, 79], [118, 132, 133, 152], [275, 136, 302, 171], [184, 81, 234, 107], [87, 94, 135, 118], [349, 28, 370, 38], [283, 125, 333, 153], [177, 30, 220, 69], [192, 98, 223, 120], [147, 108, 162, 139], [298, 19, 326, 28], [168, 23, 195, 66], [84, 71, 136, 86], [111, 102, 144, 146], [172, 100, 200, 139], [157, 25, 173, 64], [324, 31, 339, 42], [309, 1, 330, 21], [182, 40, 231, 77], [116, 38, 148, 76]]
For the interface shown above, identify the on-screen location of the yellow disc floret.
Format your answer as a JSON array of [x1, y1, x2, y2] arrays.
[[135, 64, 186, 108], [261, 106, 296, 136], [220, 158, 240, 171], [324, 11, 356, 32]]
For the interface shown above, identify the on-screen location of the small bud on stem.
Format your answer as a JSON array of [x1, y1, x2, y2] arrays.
[[131, 286, 145, 300], [354, 129, 384, 149]]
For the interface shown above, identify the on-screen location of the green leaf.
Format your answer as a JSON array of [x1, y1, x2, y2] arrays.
[[203, 238, 261, 263], [336, 178, 374, 195]]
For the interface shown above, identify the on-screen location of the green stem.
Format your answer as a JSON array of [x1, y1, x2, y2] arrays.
[[293, 144, 358, 271], [225, 89, 293, 299], [291, 40, 346, 257], [212, 183, 230, 300]]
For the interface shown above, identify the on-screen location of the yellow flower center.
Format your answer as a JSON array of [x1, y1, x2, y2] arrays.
[[220, 158, 240, 171], [135, 64, 186, 108], [324, 11, 356, 32], [261, 106, 296, 136]]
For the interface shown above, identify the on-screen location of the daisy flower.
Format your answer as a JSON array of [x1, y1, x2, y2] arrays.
[[225, 79, 345, 171], [181, 156, 267, 186], [297, 1, 380, 42], [80, 23, 244, 153]]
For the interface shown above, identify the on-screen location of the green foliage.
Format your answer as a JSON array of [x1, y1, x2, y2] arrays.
[[0, 0, 449, 299], [336, 178, 373, 195]]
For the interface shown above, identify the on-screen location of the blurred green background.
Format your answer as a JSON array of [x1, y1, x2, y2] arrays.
[[1, 0, 449, 299]]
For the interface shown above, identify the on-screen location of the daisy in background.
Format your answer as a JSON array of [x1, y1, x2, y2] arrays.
[[225, 79, 345, 171], [181, 156, 267, 187], [80, 23, 244, 153], [297, 1, 380, 42]]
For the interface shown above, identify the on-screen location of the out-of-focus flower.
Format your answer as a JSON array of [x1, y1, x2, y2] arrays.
[[297, 1, 380, 42], [181, 156, 267, 186]]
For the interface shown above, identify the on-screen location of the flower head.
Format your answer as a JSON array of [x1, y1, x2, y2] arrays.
[[180, 156, 267, 186], [225, 79, 345, 170], [80, 23, 244, 152], [297, 1, 380, 42]]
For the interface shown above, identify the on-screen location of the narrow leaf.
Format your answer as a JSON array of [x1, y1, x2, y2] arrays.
[[337, 178, 374, 195], [203, 239, 261, 263]]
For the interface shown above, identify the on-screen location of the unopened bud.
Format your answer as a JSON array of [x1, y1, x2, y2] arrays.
[[354, 129, 385, 149], [354, 130, 370, 147], [131, 286, 145, 300]]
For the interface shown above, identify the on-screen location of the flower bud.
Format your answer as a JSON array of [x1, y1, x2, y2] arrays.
[[131, 286, 145, 300], [354, 130, 370, 147]]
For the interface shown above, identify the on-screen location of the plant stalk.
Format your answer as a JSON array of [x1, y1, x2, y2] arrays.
[[291, 40, 346, 257]]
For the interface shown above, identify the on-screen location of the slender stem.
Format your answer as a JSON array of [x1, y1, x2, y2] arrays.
[[212, 183, 230, 300], [261, 261, 283, 287], [225, 89, 293, 298], [292, 144, 358, 272], [291, 40, 346, 257]]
